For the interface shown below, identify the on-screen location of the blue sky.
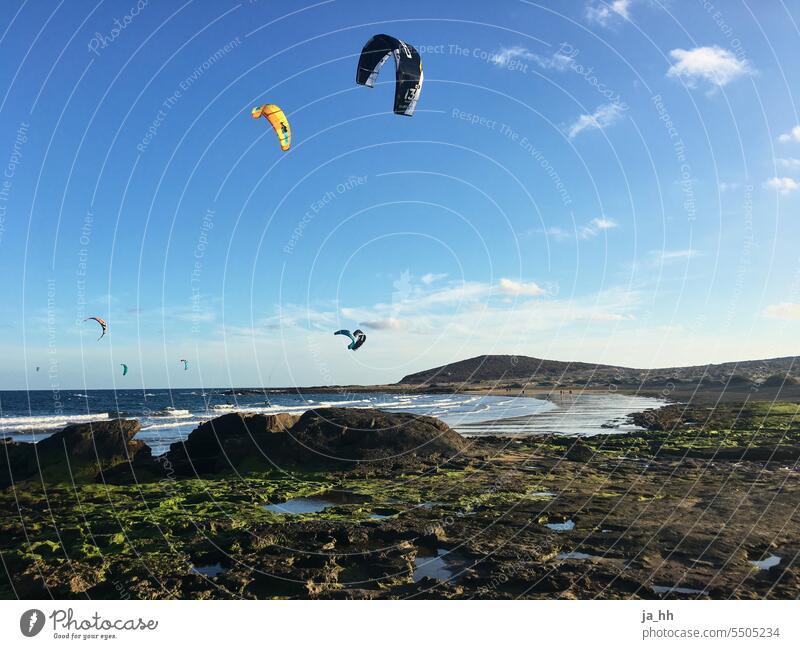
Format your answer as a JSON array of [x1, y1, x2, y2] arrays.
[[1, 0, 799, 389]]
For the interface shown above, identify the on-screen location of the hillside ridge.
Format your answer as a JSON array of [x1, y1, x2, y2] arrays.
[[398, 354, 800, 386]]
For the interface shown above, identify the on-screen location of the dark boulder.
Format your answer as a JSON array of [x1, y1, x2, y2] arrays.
[[1, 419, 147, 487], [164, 408, 466, 475], [0, 439, 39, 489], [283, 408, 466, 465], [563, 440, 597, 462], [39, 418, 145, 464], [164, 412, 300, 475]]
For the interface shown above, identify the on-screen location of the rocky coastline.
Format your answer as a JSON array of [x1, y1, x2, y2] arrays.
[[1, 401, 797, 599]]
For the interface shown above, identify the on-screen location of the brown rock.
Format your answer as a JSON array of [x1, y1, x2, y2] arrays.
[[164, 407, 466, 475], [1, 419, 146, 487]]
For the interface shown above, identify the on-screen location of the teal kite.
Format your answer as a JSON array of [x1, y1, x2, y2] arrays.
[[334, 329, 366, 351]]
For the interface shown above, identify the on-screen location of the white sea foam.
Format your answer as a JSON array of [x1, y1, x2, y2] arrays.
[[139, 419, 203, 432], [152, 408, 191, 417], [0, 412, 110, 432]]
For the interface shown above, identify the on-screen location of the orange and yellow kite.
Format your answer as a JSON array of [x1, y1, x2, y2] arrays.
[[251, 104, 291, 151]]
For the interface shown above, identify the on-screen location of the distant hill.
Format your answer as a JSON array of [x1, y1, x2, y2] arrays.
[[398, 354, 800, 387]]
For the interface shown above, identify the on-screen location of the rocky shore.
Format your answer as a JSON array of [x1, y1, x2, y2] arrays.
[[0, 401, 797, 599]]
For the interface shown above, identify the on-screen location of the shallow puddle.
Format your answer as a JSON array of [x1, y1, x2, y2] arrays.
[[652, 585, 705, 595], [412, 502, 440, 510], [529, 491, 556, 498], [191, 563, 225, 577], [412, 548, 470, 583], [368, 508, 399, 520], [264, 490, 370, 515], [749, 554, 781, 570], [545, 519, 575, 532], [556, 551, 596, 560]]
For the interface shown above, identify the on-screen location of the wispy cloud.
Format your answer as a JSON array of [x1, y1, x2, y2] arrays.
[[219, 304, 338, 339], [667, 45, 753, 88], [776, 157, 800, 169], [545, 217, 619, 241], [490, 45, 573, 71], [591, 217, 618, 231], [335, 275, 553, 334], [762, 303, 800, 321], [543, 226, 571, 241], [586, 0, 633, 26], [567, 103, 624, 139], [763, 176, 799, 194], [778, 126, 800, 144], [421, 272, 448, 285], [498, 278, 546, 296], [334, 280, 635, 342], [361, 317, 403, 330], [649, 249, 702, 265]]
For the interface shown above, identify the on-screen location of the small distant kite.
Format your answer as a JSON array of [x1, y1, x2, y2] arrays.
[[180, 359, 189, 371], [356, 34, 423, 116], [84, 316, 108, 340], [35, 366, 40, 372], [251, 104, 291, 151], [334, 328, 366, 351], [120, 363, 128, 376]]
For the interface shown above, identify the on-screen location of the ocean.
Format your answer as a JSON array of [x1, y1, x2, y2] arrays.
[[0, 389, 667, 455]]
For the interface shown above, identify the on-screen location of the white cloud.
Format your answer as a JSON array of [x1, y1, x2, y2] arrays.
[[361, 317, 403, 330], [777, 157, 800, 169], [763, 176, 799, 194], [567, 103, 624, 138], [586, 0, 632, 26], [577, 217, 619, 239], [778, 126, 800, 144], [667, 46, 752, 88], [544, 217, 619, 242], [490, 46, 574, 71], [762, 303, 800, 321], [498, 278, 547, 296], [591, 217, 618, 230], [577, 311, 634, 322], [421, 272, 448, 285], [649, 249, 702, 265], [336, 276, 554, 337], [334, 282, 636, 351], [544, 226, 571, 241]]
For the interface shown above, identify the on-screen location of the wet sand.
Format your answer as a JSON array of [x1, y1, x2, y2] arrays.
[[454, 392, 667, 437]]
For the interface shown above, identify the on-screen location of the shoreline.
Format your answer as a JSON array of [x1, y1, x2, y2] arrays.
[[1, 389, 667, 449], [224, 380, 800, 405]]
